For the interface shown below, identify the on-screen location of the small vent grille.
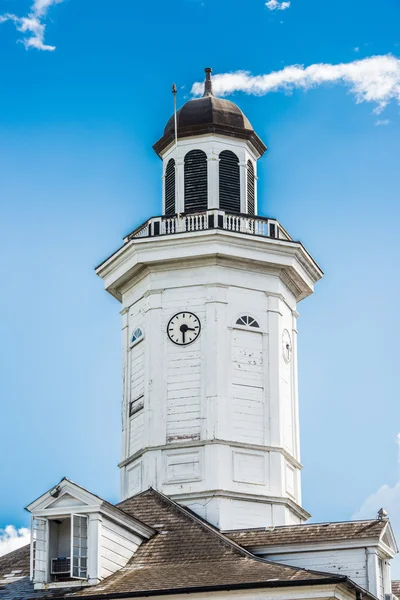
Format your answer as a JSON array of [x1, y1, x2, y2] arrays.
[[51, 558, 70, 575], [219, 150, 240, 213], [184, 150, 208, 213], [165, 159, 176, 216], [247, 160, 255, 215]]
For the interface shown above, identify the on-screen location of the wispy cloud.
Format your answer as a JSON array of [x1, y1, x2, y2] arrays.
[[1, 0, 63, 51], [353, 434, 400, 577], [191, 55, 400, 113], [265, 0, 291, 10], [0, 526, 30, 557], [375, 119, 390, 126]]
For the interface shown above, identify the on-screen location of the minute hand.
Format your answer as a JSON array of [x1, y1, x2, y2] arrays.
[[186, 327, 195, 331]]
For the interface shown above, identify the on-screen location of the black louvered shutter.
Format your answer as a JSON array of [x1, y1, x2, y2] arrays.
[[184, 150, 208, 213], [219, 151, 240, 213], [165, 159, 176, 215], [247, 160, 255, 215]]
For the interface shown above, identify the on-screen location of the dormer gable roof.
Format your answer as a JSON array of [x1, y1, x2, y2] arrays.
[[25, 478, 154, 540]]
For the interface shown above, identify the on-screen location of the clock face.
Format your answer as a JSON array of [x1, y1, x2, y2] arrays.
[[167, 312, 201, 346], [282, 329, 292, 363]]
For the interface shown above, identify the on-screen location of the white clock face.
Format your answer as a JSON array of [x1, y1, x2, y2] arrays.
[[282, 329, 292, 363], [167, 312, 201, 346]]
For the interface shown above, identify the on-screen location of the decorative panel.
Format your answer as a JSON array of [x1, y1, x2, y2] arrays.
[[231, 329, 264, 444], [233, 450, 266, 485], [127, 462, 142, 497], [164, 449, 202, 483]]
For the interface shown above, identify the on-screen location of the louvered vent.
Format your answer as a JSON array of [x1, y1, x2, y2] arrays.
[[165, 159, 176, 216], [219, 150, 240, 213], [184, 150, 208, 213], [247, 160, 255, 215]]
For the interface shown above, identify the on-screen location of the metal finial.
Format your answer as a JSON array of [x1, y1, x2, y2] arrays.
[[203, 67, 213, 97]]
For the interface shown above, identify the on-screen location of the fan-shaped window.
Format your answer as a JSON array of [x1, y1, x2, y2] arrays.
[[236, 316, 260, 328], [247, 161, 255, 216], [219, 150, 240, 213], [165, 159, 176, 216], [131, 327, 144, 346], [184, 150, 208, 213]]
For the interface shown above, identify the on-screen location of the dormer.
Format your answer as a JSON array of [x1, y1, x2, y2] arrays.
[[25, 478, 154, 590]]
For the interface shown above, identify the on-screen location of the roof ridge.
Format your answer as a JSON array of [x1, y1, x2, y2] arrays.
[[223, 518, 386, 534]]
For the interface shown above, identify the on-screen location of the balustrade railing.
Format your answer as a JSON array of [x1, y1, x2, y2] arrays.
[[125, 210, 290, 243]]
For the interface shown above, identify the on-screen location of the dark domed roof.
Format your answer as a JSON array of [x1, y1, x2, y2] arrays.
[[163, 96, 254, 137], [153, 68, 267, 157]]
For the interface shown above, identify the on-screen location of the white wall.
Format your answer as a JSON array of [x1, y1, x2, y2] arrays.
[[99, 518, 142, 580], [265, 548, 368, 589]]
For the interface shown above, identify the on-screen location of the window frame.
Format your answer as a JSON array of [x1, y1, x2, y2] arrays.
[[32, 514, 89, 584], [130, 327, 144, 349], [234, 315, 261, 330]]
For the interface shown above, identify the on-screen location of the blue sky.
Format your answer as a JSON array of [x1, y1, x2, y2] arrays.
[[1, 0, 400, 573]]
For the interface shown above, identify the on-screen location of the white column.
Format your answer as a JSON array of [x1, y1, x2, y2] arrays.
[[239, 162, 247, 213], [176, 157, 185, 213], [367, 548, 379, 598], [121, 308, 130, 463], [144, 290, 164, 448], [207, 150, 220, 209], [161, 170, 166, 214], [88, 515, 102, 585], [204, 284, 229, 440]]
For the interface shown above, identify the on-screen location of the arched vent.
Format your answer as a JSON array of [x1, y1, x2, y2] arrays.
[[165, 159, 176, 216], [247, 161, 255, 216], [184, 150, 208, 213], [236, 316, 260, 328], [219, 150, 240, 213]]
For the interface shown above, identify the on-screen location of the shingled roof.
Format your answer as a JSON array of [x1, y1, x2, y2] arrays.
[[0, 490, 378, 600], [0, 545, 79, 600], [392, 581, 400, 597], [225, 519, 389, 548], [71, 489, 344, 598]]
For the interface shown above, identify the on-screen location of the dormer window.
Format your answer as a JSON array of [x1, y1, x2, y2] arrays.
[[28, 478, 154, 590], [32, 514, 88, 584]]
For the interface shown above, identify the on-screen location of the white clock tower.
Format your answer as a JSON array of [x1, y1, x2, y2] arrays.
[[97, 69, 323, 531]]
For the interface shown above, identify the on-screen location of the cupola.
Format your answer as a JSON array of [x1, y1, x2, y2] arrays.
[[153, 68, 267, 218]]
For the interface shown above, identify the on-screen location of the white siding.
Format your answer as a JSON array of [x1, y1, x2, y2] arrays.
[[100, 519, 141, 580], [129, 340, 145, 456], [163, 287, 205, 443], [232, 328, 264, 445], [264, 548, 368, 589]]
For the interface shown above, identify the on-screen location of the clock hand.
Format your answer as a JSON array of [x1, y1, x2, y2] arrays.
[[182, 329, 186, 344], [186, 327, 195, 331]]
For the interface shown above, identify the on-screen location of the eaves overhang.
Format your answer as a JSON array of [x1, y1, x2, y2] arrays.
[[96, 228, 323, 304], [49, 577, 373, 600]]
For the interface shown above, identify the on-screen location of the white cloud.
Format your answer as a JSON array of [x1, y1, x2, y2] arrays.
[[353, 434, 400, 578], [0, 0, 64, 51], [266, 0, 291, 10], [191, 55, 400, 113], [375, 119, 390, 126], [0, 526, 30, 557]]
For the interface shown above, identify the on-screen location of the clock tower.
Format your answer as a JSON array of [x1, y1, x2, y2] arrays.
[[97, 69, 323, 531]]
